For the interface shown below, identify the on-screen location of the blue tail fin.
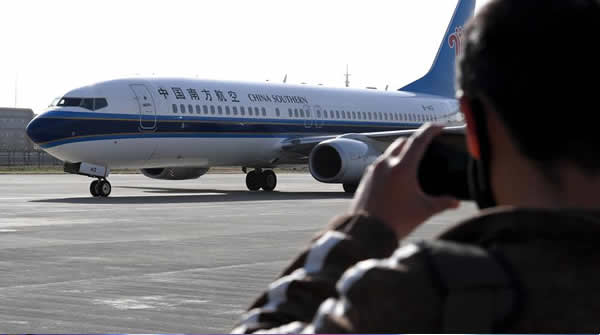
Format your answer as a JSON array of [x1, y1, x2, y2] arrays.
[[400, 0, 476, 98]]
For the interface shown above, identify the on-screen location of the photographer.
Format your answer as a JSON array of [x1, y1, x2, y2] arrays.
[[233, 0, 600, 332]]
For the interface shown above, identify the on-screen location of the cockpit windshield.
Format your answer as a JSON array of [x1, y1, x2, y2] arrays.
[[48, 97, 61, 107], [56, 97, 108, 111]]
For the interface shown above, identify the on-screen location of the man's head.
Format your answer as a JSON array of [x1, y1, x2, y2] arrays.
[[457, 0, 600, 176]]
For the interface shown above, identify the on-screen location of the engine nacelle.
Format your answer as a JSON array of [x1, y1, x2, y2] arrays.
[[309, 138, 379, 184], [140, 167, 209, 180]]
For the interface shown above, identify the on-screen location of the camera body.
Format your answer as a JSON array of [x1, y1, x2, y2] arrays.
[[417, 132, 472, 200]]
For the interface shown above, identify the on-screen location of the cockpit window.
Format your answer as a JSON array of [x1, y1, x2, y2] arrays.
[[56, 97, 108, 111], [48, 97, 61, 107], [94, 98, 108, 110]]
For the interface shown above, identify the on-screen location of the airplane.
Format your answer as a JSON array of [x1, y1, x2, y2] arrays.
[[25, 0, 474, 197]]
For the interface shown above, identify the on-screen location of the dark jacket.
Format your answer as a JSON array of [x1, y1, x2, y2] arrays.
[[232, 208, 600, 333]]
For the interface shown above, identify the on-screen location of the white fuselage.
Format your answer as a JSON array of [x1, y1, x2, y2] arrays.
[[28, 78, 460, 170]]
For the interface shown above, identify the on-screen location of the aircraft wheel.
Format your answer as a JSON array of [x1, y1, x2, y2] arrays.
[[343, 183, 358, 194], [90, 180, 100, 197], [262, 170, 277, 192], [99, 180, 112, 197], [246, 170, 262, 191]]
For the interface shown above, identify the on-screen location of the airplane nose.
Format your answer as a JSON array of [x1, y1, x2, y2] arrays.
[[26, 115, 44, 145]]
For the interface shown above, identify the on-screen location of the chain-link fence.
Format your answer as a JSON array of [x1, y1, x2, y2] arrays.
[[0, 151, 62, 167]]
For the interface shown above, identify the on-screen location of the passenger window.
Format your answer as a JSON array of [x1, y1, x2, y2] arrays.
[[188, 105, 193, 114], [352, 111, 356, 119], [218, 106, 223, 115], [226, 106, 231, 115], [180, 104, 186, 114], [317, 110, 321, 118], [323, 110, 328, 118], [233, 106, 238, 115], [276, 108, 280, 117], [203, 105, 209, 114], [288, 108, 293, 117], [195, 105, 201, 114], [357, 112, 362, 120], [300, 109, 305, 118], [294, 109, 299, 117], [172, 104, 178, 113], [240, 107, 245, 115], [261, 107, 266, 116], [336, 111, 340, 119], [255, 107, 260, 116], [341, 111, 346, 119], [248, 108, 253, 116], [210, 106, 216, 115], [368, 112, 372, 120]]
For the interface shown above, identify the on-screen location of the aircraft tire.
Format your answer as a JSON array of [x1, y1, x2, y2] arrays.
[[90, 180, 100, 197], [343, 183, 358, 194], [99, 180, 112, 197], [262, 170, 277, 191], [246, 170, 262, 191]]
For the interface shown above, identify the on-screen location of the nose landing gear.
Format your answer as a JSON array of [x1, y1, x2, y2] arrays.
[[90, 179, 112, 197], [245, 168, 277, 192]]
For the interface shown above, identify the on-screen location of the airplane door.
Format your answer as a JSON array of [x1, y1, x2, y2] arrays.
[[303, 104, 313, 128], [130, 84, 157, 130], [314, 105, 323, 128]]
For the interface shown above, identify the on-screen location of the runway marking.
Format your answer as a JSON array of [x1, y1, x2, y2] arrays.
[[93, 296, 212, 311], [0, 260, 289, 292], [0, 229, 18, 233]]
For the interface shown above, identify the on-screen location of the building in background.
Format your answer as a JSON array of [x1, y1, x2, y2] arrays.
[[0, 107, 34, 152], [0, 107, 61, 166]]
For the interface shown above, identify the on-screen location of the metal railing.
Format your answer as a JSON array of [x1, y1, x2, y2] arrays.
[[0, 151, 63, 167]]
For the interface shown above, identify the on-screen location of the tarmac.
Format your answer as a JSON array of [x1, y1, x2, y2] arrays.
[[0, 173, 478, 333]]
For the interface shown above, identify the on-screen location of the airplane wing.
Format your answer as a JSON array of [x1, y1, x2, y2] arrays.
[[280, 125, 466, 155]]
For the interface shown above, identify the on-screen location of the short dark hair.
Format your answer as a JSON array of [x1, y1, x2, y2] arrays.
[[457, 0, 600, 173]]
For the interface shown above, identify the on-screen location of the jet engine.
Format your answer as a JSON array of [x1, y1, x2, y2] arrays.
[[309, 138, 379, 184], [140, 167, 210, 180]]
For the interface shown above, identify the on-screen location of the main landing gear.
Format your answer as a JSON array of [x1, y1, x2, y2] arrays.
[[245, 169, 277, 191], [90, 178, 112, 197]]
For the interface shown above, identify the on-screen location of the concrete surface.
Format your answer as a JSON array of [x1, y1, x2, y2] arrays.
[[0, 174, 477, 333]]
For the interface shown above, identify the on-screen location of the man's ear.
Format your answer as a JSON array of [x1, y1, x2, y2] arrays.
[[460, 97, 481, 160]]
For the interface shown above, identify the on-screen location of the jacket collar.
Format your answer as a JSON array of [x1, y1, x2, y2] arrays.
[[437, 207, 600, 246]]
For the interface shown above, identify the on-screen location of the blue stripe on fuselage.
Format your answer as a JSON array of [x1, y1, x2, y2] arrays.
[[29, 110, 419, 148]]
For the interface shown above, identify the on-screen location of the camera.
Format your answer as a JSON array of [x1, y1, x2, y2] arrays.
[[417, 131, 472, 200]]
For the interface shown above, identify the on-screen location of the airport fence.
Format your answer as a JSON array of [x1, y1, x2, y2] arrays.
[[0, 151, 63, 167]]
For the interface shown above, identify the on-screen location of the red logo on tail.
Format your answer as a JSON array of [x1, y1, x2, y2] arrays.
[[448, 26, 464, 56]]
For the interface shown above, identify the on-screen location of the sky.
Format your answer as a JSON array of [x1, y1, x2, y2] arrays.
[[0, 0, 491, 113]]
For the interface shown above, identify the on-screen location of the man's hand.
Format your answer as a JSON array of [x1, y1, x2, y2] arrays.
[[350, 124, 460, 240]]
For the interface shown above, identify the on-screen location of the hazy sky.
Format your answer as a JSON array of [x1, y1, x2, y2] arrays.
[[0, 0, 490, 113]]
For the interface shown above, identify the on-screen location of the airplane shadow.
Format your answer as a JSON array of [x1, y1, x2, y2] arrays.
[[31, 185, 353, 204]]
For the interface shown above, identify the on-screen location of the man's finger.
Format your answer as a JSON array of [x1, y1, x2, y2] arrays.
[[383, 137, 408, 157]]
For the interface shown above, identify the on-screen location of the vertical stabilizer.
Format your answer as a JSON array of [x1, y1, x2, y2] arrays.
[[400, 0, 476, 98]]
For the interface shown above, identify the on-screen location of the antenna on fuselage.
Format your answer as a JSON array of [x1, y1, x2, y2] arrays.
[[283, 74, 288, 83], [345, 65, 351, 88]]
